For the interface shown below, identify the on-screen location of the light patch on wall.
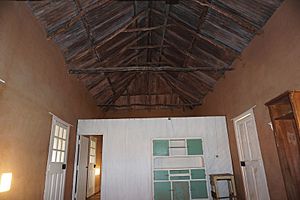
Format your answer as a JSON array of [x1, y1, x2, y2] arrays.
[[0, 172, 12, 192], [95, 168, 100, 176], [0, 78, 5, 84]]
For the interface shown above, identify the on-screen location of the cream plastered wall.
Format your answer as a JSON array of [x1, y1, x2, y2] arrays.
[[0, 2, 100, 199]]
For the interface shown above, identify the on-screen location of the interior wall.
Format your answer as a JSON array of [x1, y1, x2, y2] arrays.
[[196, 0, 300, 199], [77, 117, 233, 200], [0, 2, 100, 200]]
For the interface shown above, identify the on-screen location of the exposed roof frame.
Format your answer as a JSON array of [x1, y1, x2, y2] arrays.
[[151, 8, 238, 55]]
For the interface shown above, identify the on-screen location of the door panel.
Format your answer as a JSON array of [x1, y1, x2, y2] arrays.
[[234, 110, 270, 200], [76, 136, 89, 200], [173, 181, 190, 200]]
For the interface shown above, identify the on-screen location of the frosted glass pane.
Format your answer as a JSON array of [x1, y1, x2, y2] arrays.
[[90, 156, 96, 164], [154, 156, 204, 169], [61, 152, 65, 162], [54, 125, 59, 136], [170, 140, 185, 148], [53, 138, 58, 149], [52, 150, 57, 162], [91, 141, 96, 148], [59, 127, 63, 138], [170, 148, 186, 156], [90, 148, 95, 156], [58, 139, 62, 150], [62, 141, 66, 151], [63, 129, 67, 139], [56, 151, 61, 162]]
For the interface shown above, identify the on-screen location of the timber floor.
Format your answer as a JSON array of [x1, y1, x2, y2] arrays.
[[87, 192, 101, 200]]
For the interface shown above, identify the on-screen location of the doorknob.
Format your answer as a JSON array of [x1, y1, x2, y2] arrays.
[[240, 161, 246, 167], [62, 164, 67, 169]]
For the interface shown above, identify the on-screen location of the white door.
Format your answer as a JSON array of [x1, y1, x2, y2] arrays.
[[233, 109, 270, 200], [76, 136, 89, 200], [87, 137, 97, 197], [44, 116, 70, 200]]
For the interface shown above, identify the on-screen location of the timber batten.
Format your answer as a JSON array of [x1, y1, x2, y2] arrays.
[[28, 0, 283, 111]]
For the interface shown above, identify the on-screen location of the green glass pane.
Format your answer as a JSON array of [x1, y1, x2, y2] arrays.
[[153, 140, 169, 156], [190, 181, 208, 198], [154, 170, 169, 180], [191, 169, 206, 179], [170, 170, 189, 174], [170, 176, 190, 180], [154, 182, 171, 200], [173, 181, 190, 200], [187, 139, 203, 155]]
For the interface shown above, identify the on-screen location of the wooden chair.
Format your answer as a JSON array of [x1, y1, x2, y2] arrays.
[[210, 173, 237, 200]]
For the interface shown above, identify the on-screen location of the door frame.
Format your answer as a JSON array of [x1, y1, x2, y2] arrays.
[[72, 133, 104, 200], [233, 108, 269, 199], [44, 115, 71, 200]]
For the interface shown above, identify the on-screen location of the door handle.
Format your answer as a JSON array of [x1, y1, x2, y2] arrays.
[[62, 164, 67, 170], [240, 161, 246, 167]]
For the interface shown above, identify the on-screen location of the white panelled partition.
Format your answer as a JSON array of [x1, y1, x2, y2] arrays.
[[74, 117, 233, 200]]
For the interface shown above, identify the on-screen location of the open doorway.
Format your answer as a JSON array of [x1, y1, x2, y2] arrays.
[[75, 135, 103, 200]]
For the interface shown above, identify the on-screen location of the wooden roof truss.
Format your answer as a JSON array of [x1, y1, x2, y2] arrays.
[[28, 0, 283, 110]]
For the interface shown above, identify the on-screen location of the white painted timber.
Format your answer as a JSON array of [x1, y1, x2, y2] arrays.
[[76, 117, 233, 200]]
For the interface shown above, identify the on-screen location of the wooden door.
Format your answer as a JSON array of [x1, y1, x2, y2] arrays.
[[76, 136, 89, 200], [233, 109, 270, 200], [44, 116, 70, 200]]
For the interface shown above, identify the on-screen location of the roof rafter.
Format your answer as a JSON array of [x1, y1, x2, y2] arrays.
[[74, 32, 147, 70], [151, 8, 238, 55], [192, 0, 258, 33], [69, 65, 228, 74], [157, 4, 171, 63], [160, 52, 216, 89], [101, 73, 138, 111], [123, 24, 173, 33], [73, 0, 117, 95], [46, 0, 113, 39], [183, 1, 209, 67], [97, 103, 202, 108], [94, 9, 148, 50], [128, 45, 169, 50], [159, 73, 202, 104]]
